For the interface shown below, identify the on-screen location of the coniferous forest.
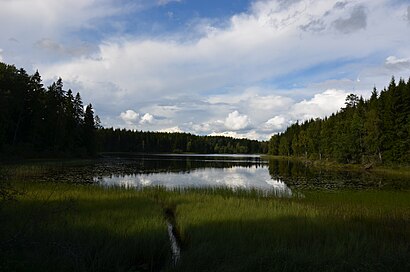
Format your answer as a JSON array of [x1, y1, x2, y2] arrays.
[[0, 62, 98, 157], [1, 61, 410, 164], [0, 62, 267, 158], [268, 77, 410, 164]]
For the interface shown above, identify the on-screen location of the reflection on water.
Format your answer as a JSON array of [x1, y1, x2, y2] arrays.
[[91, 154, 292, 196], [8, 154, 409, 193], [267, 159, 409, 190], [95, 165, 292, 196], [93, 155, 292, 193]]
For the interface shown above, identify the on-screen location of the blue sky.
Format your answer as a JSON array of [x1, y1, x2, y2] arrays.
[[1, 0, 410, 140]]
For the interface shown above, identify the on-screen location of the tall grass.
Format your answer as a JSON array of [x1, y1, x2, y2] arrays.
[[0, 182, 170, 271], [165, 190, 409, 272], [1, 178, 409, 271]]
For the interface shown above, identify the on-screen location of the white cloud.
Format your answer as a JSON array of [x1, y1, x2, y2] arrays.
[[158, 126, 183, 133], [140, 113, 155, 124], [224, 111, 251, 131], [157, 0, 181, 6], [291, 89, 348, 120], [0, 48, 3, 62], [0, 0, 122, 41], [120, 110, 139, 124], [2, 0, 410, 141], [39, 0, 409, 108], [264, 116, 287, 131], [210, 130, 261, 140], [385, 56, 410, 71]]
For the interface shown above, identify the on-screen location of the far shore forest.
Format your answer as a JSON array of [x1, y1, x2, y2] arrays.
[[1, 61, 409, 165]]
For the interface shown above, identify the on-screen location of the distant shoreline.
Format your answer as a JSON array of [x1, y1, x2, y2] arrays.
[[261, 155, 410, 177]]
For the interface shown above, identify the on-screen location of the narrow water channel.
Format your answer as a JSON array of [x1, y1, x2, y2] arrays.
[[166, 220, 181, 265]]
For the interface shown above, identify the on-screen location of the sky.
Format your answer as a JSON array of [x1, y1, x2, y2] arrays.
[[1, 0, 410, 140]]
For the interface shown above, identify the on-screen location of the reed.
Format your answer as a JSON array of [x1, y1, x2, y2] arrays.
[[1, 180, 409, 271]]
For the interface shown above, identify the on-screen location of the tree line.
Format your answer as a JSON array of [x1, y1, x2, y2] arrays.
[[0, 62, 98, 157], [0, 62, 267, 158], [268, 77, 410, 164], [97, 128, 267, 154], [3, 61, 408, 162]]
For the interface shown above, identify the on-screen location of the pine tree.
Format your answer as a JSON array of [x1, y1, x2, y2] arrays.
[[84, 104, 96, 155]]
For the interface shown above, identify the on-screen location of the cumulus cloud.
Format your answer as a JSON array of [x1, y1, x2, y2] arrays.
[[224, 111, 251, 131], [264, 116, 288, 131], [2, 0, 410, 140], [0, 49, 3, 62], [210, 130, 262, 140], [158, 126, 183, 133], [140, 113, 155, 124], [120, 110, 139, 124], [291, 89, 348, 120]]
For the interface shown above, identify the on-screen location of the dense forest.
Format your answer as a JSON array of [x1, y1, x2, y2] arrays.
[[97, 128, 266, 154], [269, 77, 410, 164], [0, 62, 267, 158], [0, 62, 98, 157], [2, 61, 409, 162]]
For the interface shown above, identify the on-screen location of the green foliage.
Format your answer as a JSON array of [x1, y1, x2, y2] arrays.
[[269, 76, 410, 164]]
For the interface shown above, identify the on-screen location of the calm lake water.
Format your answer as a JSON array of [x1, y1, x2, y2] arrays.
[[10, 154, 409, 194]]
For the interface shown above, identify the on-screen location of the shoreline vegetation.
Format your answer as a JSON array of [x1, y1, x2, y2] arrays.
[[262, 155, 410, 177], [1, 159, 409, 271], [1, 179, 409, 271]]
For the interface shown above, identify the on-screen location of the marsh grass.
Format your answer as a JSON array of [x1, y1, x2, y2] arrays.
[[165, 190, 409, 272], [0, 182, 170, 271], [1, 177, 409, 271]]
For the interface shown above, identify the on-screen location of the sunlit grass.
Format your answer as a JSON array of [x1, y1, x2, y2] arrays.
[[165, 190, 409, 272]]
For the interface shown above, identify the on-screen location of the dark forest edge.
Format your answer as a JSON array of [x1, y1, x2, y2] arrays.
[[1, 61, 409, 166], [269, 76, 410, 166], [0, 62, 267, 159]]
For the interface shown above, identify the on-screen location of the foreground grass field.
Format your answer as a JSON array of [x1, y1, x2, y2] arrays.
[[1, 179, 409, 272]]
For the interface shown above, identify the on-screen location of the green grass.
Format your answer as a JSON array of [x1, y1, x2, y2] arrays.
[[0, 183, 170, 272], [1, 180, 409, 271], [166, 190, 409, 272]]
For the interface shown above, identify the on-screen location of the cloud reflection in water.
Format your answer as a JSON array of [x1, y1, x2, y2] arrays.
[[96, 165, 292, 196]]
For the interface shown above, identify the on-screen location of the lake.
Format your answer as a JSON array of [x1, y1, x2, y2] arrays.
[[9, 154, 409, 194], [2, 154, 409, 272]]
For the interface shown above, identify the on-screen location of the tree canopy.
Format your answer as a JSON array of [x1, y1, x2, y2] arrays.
[[268, 77, 410, 164]]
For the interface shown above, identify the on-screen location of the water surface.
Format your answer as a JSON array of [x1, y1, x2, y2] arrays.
[[6, 154, 409, 193]]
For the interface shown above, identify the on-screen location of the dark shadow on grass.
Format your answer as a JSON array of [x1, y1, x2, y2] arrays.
[[0, 197, 171, 272], [171, 216, 410, 272]]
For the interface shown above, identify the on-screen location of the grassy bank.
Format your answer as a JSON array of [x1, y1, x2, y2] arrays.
[[168, 190, 409, 271], [1, 179, 409, 272], [0, 182, 170, 271]]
